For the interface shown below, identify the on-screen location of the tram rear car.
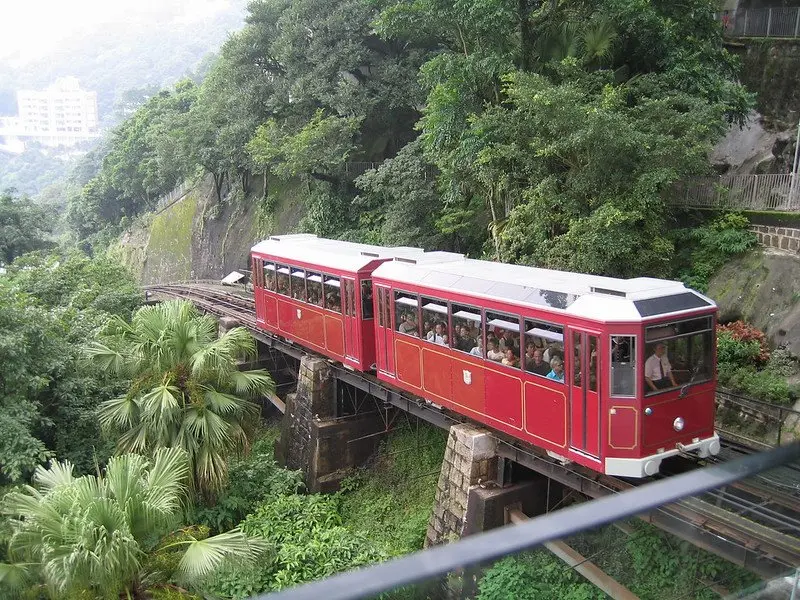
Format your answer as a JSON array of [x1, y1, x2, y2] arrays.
[[370, 253, 720, 477], [250, 235, 421, 371]]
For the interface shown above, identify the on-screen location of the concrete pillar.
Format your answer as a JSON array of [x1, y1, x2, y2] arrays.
[[275, 356, 386, 493]]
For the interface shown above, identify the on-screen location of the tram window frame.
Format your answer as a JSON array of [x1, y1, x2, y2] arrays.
[[377, 288, 385, 327], [610, 335, 636, 397], [486, 310, 522, 369], [324, 275, 342, 313], [361, 280, 374, 320], [276, 264, 290, 296], [290, 268, 306, 302], [524, 319, 564, 378], [421, 296, 449, 346], [263, 262, 276, 291], [644, 316, 714, 396], [306, 272, 323, 307], [451, 303, 482, 356], [395, 290, 420, 337]]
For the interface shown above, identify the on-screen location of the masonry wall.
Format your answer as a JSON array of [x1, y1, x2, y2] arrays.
[[426, 424, 498, 547], [750, 224, 800, 253]]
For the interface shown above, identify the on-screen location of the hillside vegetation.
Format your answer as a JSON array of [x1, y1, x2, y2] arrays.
[[68, 0, 751, 280]]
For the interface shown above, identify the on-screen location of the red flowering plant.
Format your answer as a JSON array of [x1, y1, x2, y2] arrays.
[[716, 321, 770, 368]]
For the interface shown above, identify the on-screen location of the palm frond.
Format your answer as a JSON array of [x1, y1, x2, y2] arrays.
[[583, 17, 617, 66], [32, 460, 75, 492], [229, 370, 276, 398], [174, 528, 269, 580], [84, 342, 133, 377], [98, 395, 141, 432], [0, 562, 32, 595], [145, 448, 189, 513], [116, 423, 150, 454]]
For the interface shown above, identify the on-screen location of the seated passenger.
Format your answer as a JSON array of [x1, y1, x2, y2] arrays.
[[456, 326, 475, 352], [426, 322, 446, 345], [486, 339, 503, 362], [502, 348, 519, 368], [543, 342, 563, 364], [526, 346, 550, 377], [500, 331, 519, 352], [546, 357, 565, 382], [398, 313, 418, 335], [469, 338, 483, 357]]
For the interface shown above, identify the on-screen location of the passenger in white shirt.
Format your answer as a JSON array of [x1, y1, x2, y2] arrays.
[[645, 343, 678, 392], [426, 322, 447, 345]]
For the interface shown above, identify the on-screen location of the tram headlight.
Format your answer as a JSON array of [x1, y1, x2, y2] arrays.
[[673, 417, 685, 432]]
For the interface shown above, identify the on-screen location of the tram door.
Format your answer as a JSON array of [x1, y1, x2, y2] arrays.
[[342, 278, 359, 360], [568, 329, 601, 458], [374, 285, 394, 375]]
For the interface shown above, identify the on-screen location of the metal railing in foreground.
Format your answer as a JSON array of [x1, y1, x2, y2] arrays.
[[254, 443, 800, 600]]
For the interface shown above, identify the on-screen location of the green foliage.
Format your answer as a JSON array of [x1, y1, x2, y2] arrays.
[[0, 448, 266, 599], [192, 429, 304, 533], [718, 363, 798, 406], [208, 493, 385, 598], [672, 212, 757, 292], [477, 554, 601, 600], [88, 300, 275, 496], [0, 191, 54, 266], [339, 424, 446, 556]]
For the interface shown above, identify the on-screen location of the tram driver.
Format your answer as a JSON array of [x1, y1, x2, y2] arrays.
[[645, 342, 678, 392]]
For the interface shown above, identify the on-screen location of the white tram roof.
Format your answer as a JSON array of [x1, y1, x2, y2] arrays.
[[251, 234, 427, 273], [373, 253, 715, 323]]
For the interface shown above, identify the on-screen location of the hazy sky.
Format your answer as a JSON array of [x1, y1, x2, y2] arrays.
[[0, 0, 234, 62]]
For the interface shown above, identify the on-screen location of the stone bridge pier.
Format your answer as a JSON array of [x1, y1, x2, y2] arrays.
[[275, 356, 386, 492]]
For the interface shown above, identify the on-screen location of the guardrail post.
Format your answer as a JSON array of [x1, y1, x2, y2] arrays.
[[778, 408, 784, 445], [795, 8, 800, 38], [767, 8, 773, 36], [744, 10, 749, 36]]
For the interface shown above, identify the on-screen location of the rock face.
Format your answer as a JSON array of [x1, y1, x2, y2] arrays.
[[707, 248, 800, 354], [114, 174, 307, 285]]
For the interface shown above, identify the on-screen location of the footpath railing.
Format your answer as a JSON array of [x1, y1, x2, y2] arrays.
[[716, 388, 800, 447], [673, 173, 800, 212], [717, 7, 800, 38]]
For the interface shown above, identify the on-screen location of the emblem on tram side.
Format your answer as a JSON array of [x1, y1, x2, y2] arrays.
[[296, 309, 302, 319], [463, 370, 472, 385]]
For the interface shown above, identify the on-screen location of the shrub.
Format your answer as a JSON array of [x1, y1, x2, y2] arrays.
[[717, 321, 770, 366], [191, 430, 304, 533], [672, 212, 757, 292]]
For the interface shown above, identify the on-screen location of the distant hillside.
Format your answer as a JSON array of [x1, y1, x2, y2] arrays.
[[0, 0, 247, 123]]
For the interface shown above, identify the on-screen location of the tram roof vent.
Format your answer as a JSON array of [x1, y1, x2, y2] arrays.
[[590, 286, 627, 297], [360, 251, 380, 258]]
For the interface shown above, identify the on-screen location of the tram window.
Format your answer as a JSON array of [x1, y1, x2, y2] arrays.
[[645, 317, 713, 395], [324, 276, 341, 313], [306, 272, 323, 307], [451, 303, 482, 355], [264, 262, 276, 291], [383, 288, 392, 330], [524, 319, 563, 378], [611, 336, 636, 397], [395, 291, 420, 337], [290, 269, 306, 302], [422, 296, 448, 345], [276, 264, 290, 296], [486, 311, 521, 368], [361, 280, 374, 319]]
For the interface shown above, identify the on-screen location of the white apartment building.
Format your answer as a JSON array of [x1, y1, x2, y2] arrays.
[[0, 77, 100, 150]]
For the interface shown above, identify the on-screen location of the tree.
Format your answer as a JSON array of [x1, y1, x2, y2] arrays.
[[0, 447, 267, 599], [86, 300, 275, 496], [0, 191, 54, 265]]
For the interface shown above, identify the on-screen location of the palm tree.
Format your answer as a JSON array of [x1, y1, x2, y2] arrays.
[[86, 300, 275, 496], [0, 448, 267, 599]]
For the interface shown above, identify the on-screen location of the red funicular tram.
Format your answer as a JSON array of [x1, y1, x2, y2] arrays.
[[252, 235, 721, 477]]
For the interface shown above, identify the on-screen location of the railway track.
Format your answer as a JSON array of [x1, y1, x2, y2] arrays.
[[147, 282, 800, 577]]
